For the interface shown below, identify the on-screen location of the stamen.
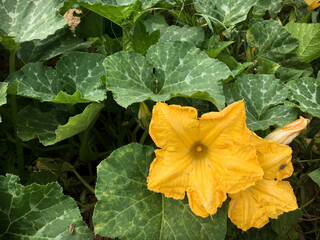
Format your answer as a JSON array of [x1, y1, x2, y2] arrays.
[[195, 145, 203, 153]]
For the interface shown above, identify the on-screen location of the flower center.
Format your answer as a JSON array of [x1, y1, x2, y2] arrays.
[[191, 142, 207, 159], [195, 144, 203, 153]]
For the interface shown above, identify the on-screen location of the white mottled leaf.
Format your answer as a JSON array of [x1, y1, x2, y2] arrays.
[[0, 0, 66, 47], [93, 143, 227, 240], [17, 103, 104, 146], [247, 20, 313, 77], [285, 23, 320, 63], [194, 0, 256, 27], [0, 174, 92, 239], [144, 15, 204, 47], [253, 0, 282, 18], [77, 0, 158, 26], [286, 77, 320, 117], [224, 74, 298, 130], [6, 52, 106, 104], [104, 41, 231, 110], [16, 27, 94, 64]]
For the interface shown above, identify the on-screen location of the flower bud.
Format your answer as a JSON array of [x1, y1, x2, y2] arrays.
[[265, 116, 310, 145], [138, 102, 151, 129]]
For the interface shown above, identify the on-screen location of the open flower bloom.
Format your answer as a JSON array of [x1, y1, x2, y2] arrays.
[[304, 0, 320, 10], [147, 101, 264, 217], [265, 116, 310, 145], [228, 132, 298, 231]]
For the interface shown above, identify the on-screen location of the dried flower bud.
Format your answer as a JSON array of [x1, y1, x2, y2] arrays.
[[138, 102, 151, 129], [265, 116, 310, 145]]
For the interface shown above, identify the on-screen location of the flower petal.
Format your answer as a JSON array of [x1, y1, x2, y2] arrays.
[[147, 149, 192, 199], [186, 158, 227, 217], [200, 101, 250, 148], [228, 179, 298, 231], [209, 144, 263, 194], [228, 189, 269, 231], [251, 132, 293, 180], [149, 102, 199, 151], [251, 179, 298, 219]]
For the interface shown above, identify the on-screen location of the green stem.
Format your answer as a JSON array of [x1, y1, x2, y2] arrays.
[[299, 159, 320, 163], [79, 128, 90, 162], [42, 144, 72, 152], [132, 124, 140, 142], [122, 25, 133, 51], [9, 49, 25, 179], [72, 169, 95, 194], [139, 129, 149, 145], [9, 49, 16, 73]]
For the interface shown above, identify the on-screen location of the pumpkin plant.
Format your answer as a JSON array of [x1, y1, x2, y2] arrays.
[[0, 0, 319, 239]]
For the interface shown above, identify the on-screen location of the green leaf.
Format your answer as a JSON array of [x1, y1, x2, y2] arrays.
[[17, 103, 104, 146], [132, 21, 160, 55], [285, 23, 320, 63], [287, 77, 320, 118], [247, 20, 313, 77], [96, 35, 122, 56], [247, 20, 298, 62], [270, 209, 302, 239], [93, 143, 227, 240], [16, 27, 94, 64], [224, 74, 298, 131], [0, 174, 92, 239], [144, 15, 205, 47], [158, 25, 204, 47], [144, 14, 168, 33], [75, 9, 109, 38], [205, 35, 234, 58], [0, 0, 66, 48], [194, 0, 256, 27], [104, 41, 231, 110], [253, 0, 282, 18], [217, 54, 252, 78], [7, 52, 106, 104], [77, 0, 158, 27], [0, 82, 7, 122], [308, 169, 320, 186]]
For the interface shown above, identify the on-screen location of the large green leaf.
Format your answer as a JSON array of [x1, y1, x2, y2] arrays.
[[132, 21, 160, 55], [93, 143, 228, 240], [77, 0, 159, 26], [224, 74, 298, 131], [247, 20, 298, 61], [0, 0, 66, 49], [308, 169, 320, 187], [0, 174, 92, 239], [16, 27, 94, 64], [17, 103, 104, 146], [104, 41, 231, 109], [7, 52, 106, 104], [158, 25, 204, 47], [0, 82, 7, 123], [286, 77, 320, 118], [144, 14, 204, 47], [285, 23, 320, 63], [194, 0, 256, 27], [247, 20, 312, 77], [253, 0, 282, 18]]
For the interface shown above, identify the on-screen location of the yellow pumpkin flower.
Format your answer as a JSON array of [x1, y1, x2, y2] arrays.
[[265, 116, 309, 145], [147, 101, 264, 217], [304, 0, 320, 10], [228, 132, 298, 231]]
